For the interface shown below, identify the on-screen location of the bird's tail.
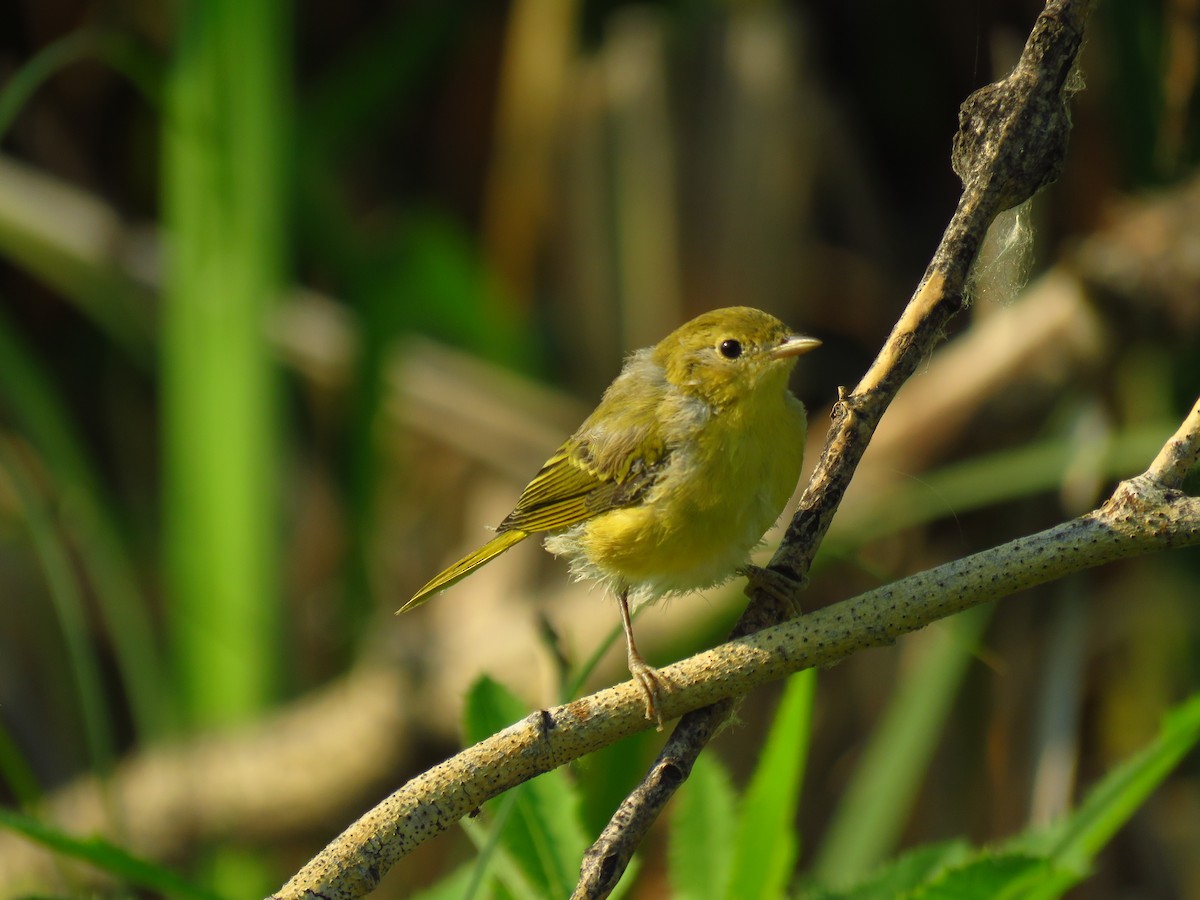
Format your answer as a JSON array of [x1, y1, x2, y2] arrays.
[[398, 529, 530, 613]]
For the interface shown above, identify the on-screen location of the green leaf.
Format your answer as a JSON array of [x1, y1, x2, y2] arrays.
[[905, 853, 1053, 900], [803, 840, 974, 900], [0, 808, 220, 900], [1008, 691, 1200, 900], [669, 752, 736, 900], [572, 727, 658, 837], [809, 692, 1200, 900], [1054, 692, 1200, 863], [796, 840, 974, 900], [463, 677, 590, 899], [461, 806, 546, 900], [811, 848, 1060, 900], [0, 722, 41, 809], [726, 669, 816, 899]]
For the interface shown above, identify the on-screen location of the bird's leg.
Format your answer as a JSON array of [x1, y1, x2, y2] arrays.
[[739, 563, 803, 618], [618, 588, 668, 731]]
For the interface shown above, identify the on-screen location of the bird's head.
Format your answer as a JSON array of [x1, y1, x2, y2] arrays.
[[652, 307, 820, 409]]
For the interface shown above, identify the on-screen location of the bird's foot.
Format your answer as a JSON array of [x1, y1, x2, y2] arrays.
[[628, 655, 670, 732], [739, 564, 803, 618]]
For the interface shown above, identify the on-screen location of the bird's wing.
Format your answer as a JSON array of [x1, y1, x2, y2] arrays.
[[401, 429, 664, 611], [497, 427, 667, 534]]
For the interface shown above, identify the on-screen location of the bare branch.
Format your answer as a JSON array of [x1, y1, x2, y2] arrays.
[[1147, 398, 1200, 489]]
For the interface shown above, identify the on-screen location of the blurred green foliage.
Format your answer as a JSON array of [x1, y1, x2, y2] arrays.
[[0, 0, 1197, 897]]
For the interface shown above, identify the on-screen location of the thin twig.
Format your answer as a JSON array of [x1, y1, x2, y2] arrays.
[[1146, 398, 1200, 489]]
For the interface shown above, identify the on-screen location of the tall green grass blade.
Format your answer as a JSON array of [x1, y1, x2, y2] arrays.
[[162, 0, 289, 727], [668, 752, 736, 900], [0, 27, 161, 356], [572, 724, 659, 839], [0, 807, 220, 900], [0, 28, 161, 145], [463, 677, 590, 899], [0, 439, 115, 777], [1050, 691, 1200, 863], [162, 4, 289, 894], [726, 669, 816, 899], [461, 807, 543, 900], [1012, 691, 1200, 899], [562, 618, 628, 703], [0, 306, 166, 736], [0, 722, 41, 809], [810, 693, 1200, 900], [462, 791, 518, 900], [812, 607, 993, 884]]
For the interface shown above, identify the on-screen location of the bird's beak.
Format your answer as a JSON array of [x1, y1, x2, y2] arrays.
[[770, 334, 822, 360]]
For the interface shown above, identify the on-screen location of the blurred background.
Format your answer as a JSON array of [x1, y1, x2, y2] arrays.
[[0, 0, 1198, 897]]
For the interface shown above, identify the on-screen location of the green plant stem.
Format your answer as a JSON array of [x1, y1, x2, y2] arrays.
[[0, 440, 116, 781], [162, 0, 289, 726], [0, 306, 167, 736]]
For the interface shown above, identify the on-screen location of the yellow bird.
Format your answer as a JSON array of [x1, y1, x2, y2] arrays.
[[400, 306, 820, 726]]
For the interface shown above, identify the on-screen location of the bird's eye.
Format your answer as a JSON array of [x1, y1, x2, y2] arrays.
[[718, 339, 742, 359]]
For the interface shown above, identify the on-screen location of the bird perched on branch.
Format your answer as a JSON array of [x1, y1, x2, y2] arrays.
[[400, 306, 820, 728]]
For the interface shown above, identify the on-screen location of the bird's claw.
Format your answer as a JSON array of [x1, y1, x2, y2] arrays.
[[740, 564, 803, 618], [628, 656, 670, 732]]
